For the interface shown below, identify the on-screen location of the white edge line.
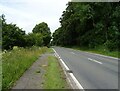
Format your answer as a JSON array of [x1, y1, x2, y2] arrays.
[[54, 52, 75, 89], [88, 58, 102, 64], [60, 58, 69, 70], [52, 48, 84, 90], [85, 51, 119, 60], [52, 49, 74, 88], [70, 48, 119, 60]]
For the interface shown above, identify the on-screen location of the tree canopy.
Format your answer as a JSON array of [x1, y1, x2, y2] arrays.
[[32, 22, 51, 46], [52, 2, 120, 51], [1, 15, 51, 50], [32, 22, 50, 34], [2, 15, 26, 50]]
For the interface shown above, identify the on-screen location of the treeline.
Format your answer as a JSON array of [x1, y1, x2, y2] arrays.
[[52, 2, 120, 51], [1, 15, 51, 50]]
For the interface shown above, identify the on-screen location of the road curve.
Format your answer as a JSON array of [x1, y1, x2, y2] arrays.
[[53, 47, 119, 90]]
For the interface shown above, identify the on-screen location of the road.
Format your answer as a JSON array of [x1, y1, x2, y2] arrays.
[[53, 47, 119, 89]]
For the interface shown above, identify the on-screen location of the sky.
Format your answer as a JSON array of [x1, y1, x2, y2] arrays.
[[0, 0, 70, 33]]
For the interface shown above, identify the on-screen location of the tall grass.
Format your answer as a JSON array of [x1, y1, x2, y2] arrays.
[[2, 46, 48, 90]]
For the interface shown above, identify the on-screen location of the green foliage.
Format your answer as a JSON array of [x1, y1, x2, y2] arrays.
[[52, 2, 120, 51], [32, 22, 50, 34], [25, 33, 43, 47], [104, 40, 118, 51], [2, 15, 26, 50], [0, 13, 1, 43], [2, 15, 52, 50], [32, 22, 51, 46], [2, 23, 26, 50], [72, 45, 119, 58]]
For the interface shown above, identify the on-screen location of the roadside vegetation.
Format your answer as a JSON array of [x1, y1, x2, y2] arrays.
[[52, 2, 120, 57], [2, 46, 48, 90], [1, 14, 51, 51], [71, 46, 119, 58], [1, 2, 119, 90], [43, 56, 69, 89], [1, 14, 52, 90], [2, 47, 70, 90], [1, 12, 69, 90]]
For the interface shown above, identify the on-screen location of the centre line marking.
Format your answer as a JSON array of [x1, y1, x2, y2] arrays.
[[88, 58, 102, 64]]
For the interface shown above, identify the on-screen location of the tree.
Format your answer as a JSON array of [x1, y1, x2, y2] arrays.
[[32, 22, 50, 34], [2, 15, 52, 49], [0, 15, 2, 49], [25, 33, 43, 47], [32, 22, 51, 46], [52, 2, 120, 51], [2, 15, 26, 50]]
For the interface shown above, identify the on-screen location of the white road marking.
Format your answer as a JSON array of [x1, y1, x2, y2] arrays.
[[88, 58, 102, 64], [85, 51, 119, 60], [69, 48, 119, 60], [52, 48, 84, 90], [59, 58, 69, 70], [70, 52, 75, 54]]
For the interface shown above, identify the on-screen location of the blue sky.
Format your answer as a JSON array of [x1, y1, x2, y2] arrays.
[[0, 0, 70, 33]]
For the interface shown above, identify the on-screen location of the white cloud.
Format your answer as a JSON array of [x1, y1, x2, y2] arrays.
[[0, 0, 70, 33]]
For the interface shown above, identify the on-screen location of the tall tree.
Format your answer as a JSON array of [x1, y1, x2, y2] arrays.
[[52, 2, 120, 51], [2, 15, 26, 50], [32, 22, 51, 46]]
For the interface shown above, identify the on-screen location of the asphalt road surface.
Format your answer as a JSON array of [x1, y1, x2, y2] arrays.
[[53, 47, 119, 89]]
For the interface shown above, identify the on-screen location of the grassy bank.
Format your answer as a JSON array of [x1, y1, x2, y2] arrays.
[[2, 46, 48, 90], [71, 46, 119, 58], [43, 56, 69, 89]]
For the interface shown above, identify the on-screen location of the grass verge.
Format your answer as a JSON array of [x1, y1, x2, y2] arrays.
[[2, 46, 48, 90], [71, 46, 119, 58], [46, 48, 54, 53], [43, 56, 69, 89]]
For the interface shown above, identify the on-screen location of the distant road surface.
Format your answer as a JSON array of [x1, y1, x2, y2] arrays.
[[53, 47, 119, 89]]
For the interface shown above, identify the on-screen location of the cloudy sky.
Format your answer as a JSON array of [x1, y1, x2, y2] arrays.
[[0, 0, 70, 33]]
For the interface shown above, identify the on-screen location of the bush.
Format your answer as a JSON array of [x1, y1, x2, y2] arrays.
[[104, 40, 118, 51]]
